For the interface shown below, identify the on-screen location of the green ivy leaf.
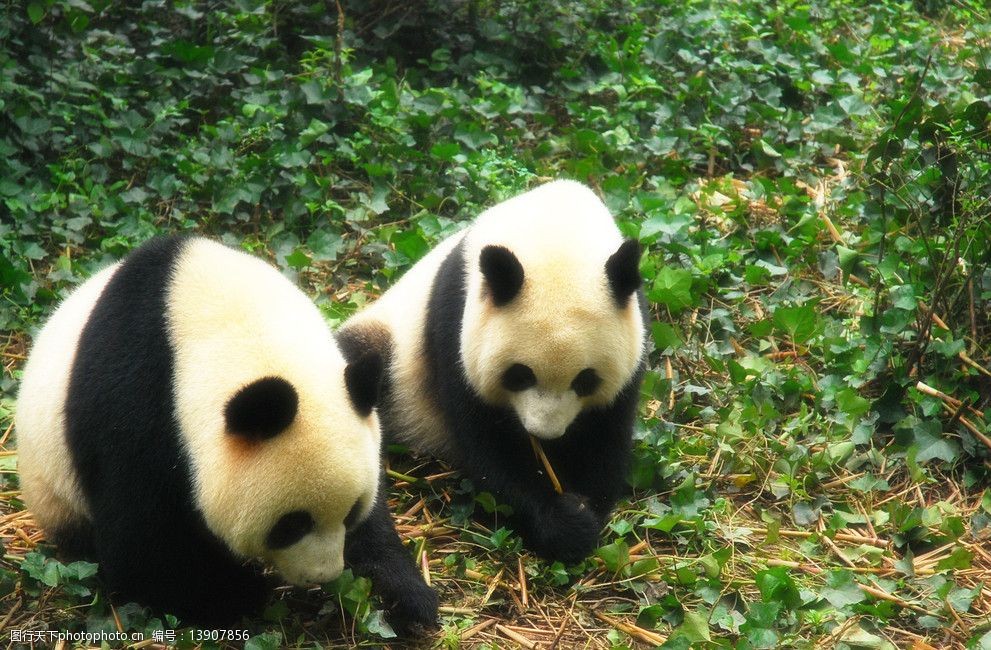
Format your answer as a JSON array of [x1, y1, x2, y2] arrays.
[[596, 539, 629, 573], [673, 610, 710, 642], [27, 2, 44, 23], [245, 631, 284, 650], [772, 305, 819, 344], [364, 610, 397, 638], [648, 267, 694, 313], [900, 417, 960, 464], [821, 569, 865, 608], [284, 249, 312, 269], [651, 322, 684, 351]]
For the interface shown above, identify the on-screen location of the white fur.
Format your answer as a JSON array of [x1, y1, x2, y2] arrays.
[[16, 263, 120, 534], [343, 179, 646, 445], [508, 389, 583, 441], [343, 231, 468, 456], [166, 238, 380, 584]]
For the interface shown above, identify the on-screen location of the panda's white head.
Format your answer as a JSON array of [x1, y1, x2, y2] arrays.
[[200, 354, 382, 584], [164, 237, 387, 588], [204, 352, 383, 586], [459, 180, 646, 440]]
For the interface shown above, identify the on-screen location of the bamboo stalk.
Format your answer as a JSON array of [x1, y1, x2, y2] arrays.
[[385, 468, 422, 484], [821, 472, 866, 490], [530, 436, 564, 494], [940, 403, 991, 452], [479, 567, 504, 609], [917, 381, 985, 418], [767, 559, 929, 612], [665, 356, 675, 410], [418, 540, 431, 587], [960, 351, 991, 378], [495, 624, 537, 649], [461, 618, 496, 640], [0, 598, 21, 633], [593, 611, 667, 646], [518, 557, 529, 608], [859, 583, 929, 613]]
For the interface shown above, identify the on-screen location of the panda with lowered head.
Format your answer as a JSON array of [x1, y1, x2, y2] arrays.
[[340, 180, 649, 563], [15, 235, 437, 630]]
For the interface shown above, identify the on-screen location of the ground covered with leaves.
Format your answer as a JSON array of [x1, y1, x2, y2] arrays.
[[2, 0, 991, 648]]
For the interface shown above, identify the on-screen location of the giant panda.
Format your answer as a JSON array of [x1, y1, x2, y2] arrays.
[[339, 180, 649, 563], [15, 235, 436, 629]]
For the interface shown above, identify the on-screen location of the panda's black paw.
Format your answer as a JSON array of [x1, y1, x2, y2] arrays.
[[532, 492, 603, 564], [378, 573, 439, 636]]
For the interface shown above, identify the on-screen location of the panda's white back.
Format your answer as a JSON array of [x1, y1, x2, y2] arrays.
[[342, 230, 467, 456], [16, 263, 121, 533]]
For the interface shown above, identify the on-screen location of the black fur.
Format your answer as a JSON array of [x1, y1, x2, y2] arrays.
[[605, 239, 642, 307], [343, 499, 363, 530], [343, 480, 439, 635], [65, 234, 268, 625], [479, 245, 525, 306], [336, 323, 394, 401], [421, 239, 647, 563], [571, 368, 601, 397], [225, 376, 298, 440], [47, 518, 97, 562], [336, 332, 439, 634], [266, 511, 314, 550], [344, 352, 384, 417], [502, 363, 537, 392]]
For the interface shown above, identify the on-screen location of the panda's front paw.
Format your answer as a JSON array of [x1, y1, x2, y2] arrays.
[[378, 572, 439, 636], [532, 492, 603, 564]]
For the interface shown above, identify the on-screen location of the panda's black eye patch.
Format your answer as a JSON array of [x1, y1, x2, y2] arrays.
[[266, 510, 314, 550], [225, 376, 298, 440], [343, 499, 366, 531], [501, 364, 536, 392], [571, 368, 601, 397]]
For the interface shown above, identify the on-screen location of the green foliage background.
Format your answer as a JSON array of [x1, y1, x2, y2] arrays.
[[1, 0, 990, 648]]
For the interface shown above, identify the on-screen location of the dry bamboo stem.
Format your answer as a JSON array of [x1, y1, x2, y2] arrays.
[[917, 381, 985, 418], [665, 356, 675, 410], [767, 559, 929, 612], [593, 611, 667, 646], [940, 403, 991, 452], [749, 527, 889, 548], [518, 557, 529, 608], [495, 624, 537, 649], [461, 618, 497, 640], [530, 436, 564, 494], [478, 567, 505, 609], [960, 351, 991, 378]]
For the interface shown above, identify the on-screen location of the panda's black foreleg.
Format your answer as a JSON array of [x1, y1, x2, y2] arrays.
[[451, 418, 606, 565], [93, 512, 269, 626], [523, 381, 640, 563], [452, 380, 640, 565], [553, 377, 640, 520], [344, 485, 438, 635]]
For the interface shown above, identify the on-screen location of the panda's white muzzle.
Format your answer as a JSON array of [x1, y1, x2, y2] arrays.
[[269, 525, 346, 585], [510, 389, 583, 440]]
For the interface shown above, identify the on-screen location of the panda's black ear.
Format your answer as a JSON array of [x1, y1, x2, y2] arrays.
[[480, 245, 524, 306], [345, 352, 383, 418], [605, 239, 642, 307], [226, 376, 298, 440]]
